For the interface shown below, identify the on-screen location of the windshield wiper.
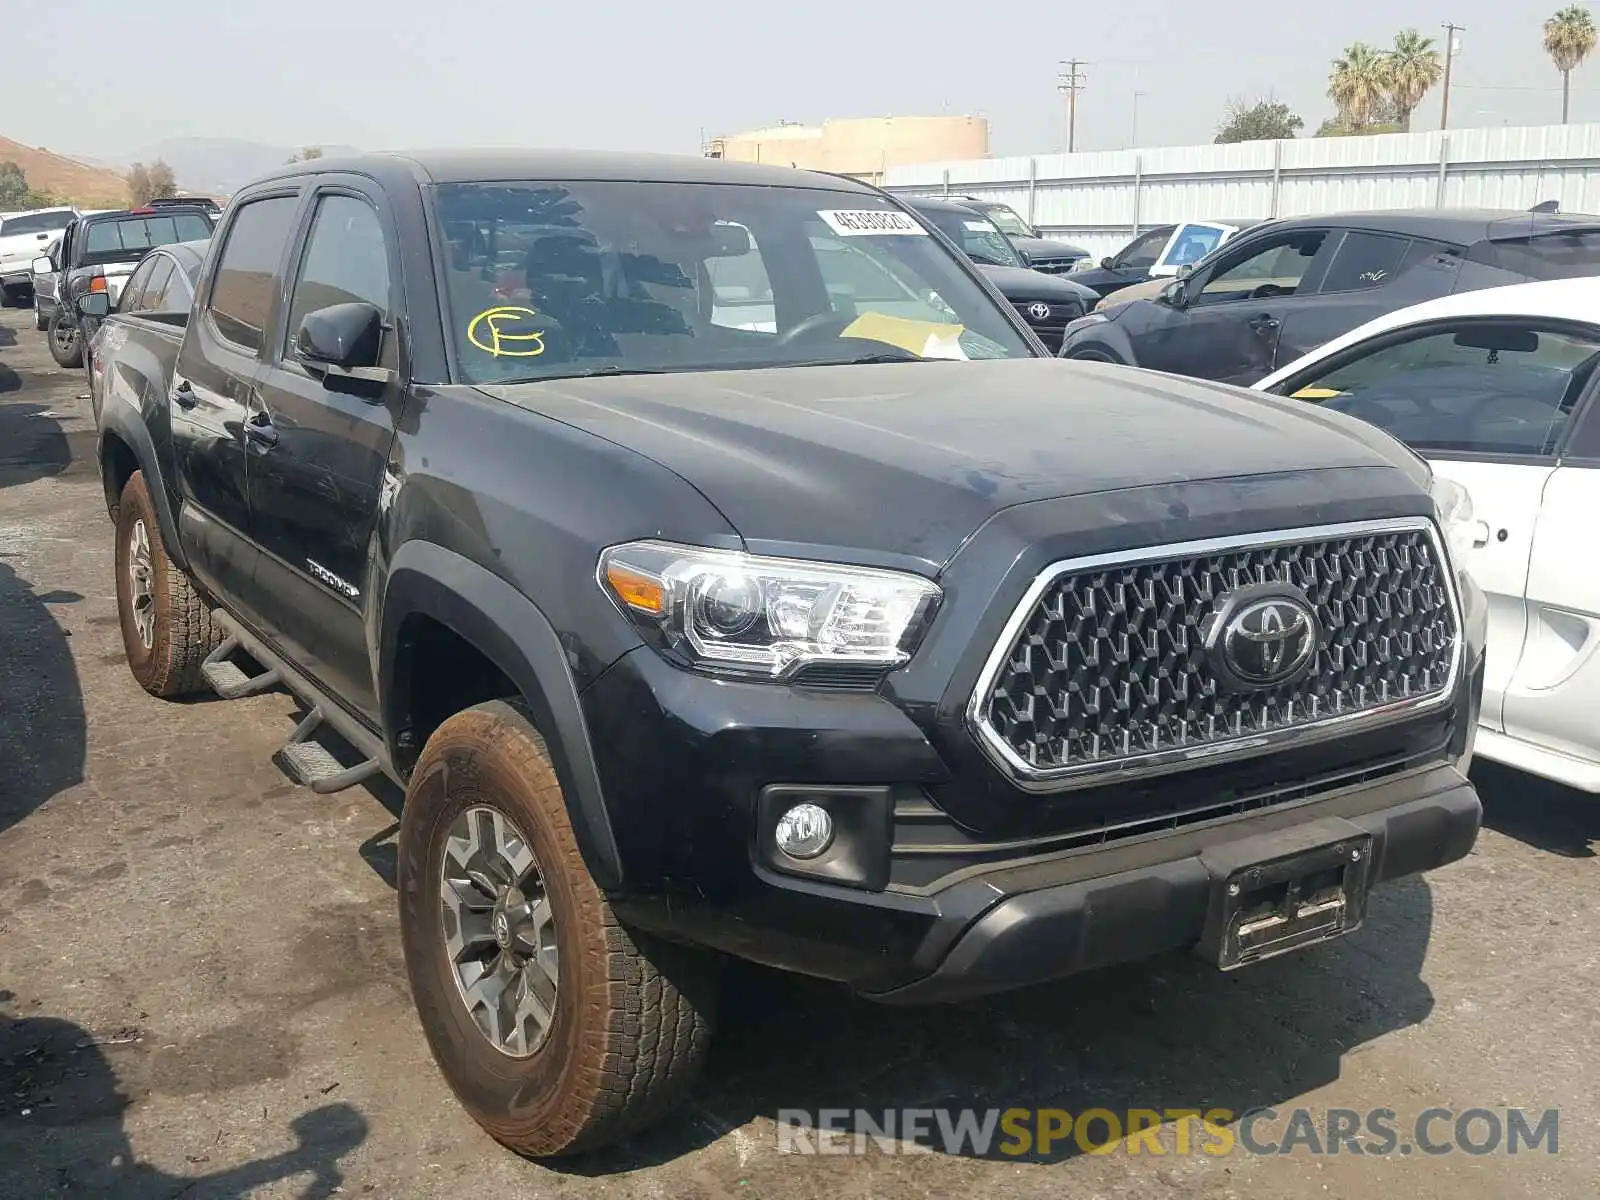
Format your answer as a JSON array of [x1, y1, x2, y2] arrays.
[[785, 351, 937, 368]]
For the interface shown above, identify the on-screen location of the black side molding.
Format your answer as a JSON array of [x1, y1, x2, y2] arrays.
[[379, 542, 625, 890]]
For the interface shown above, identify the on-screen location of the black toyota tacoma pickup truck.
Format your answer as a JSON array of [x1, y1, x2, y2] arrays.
[[86, 150, 1487, 1159]]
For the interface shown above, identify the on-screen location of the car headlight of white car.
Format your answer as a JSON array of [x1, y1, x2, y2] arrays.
[[1430, 475, 1478, 571]]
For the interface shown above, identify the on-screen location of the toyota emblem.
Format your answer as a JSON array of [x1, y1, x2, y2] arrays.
[[1205, 584, 1321, 691], [1027, 302, 1052, 321]]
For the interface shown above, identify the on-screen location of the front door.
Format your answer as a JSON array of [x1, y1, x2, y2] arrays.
[[1133, 227, 1333, 385], [245, 187, 404, 722], [169, 192, 303, 605]]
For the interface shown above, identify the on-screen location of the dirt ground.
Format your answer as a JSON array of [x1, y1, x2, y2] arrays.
[[2, 302, 1598, 1199]]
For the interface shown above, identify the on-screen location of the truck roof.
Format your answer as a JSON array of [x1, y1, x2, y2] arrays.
[[248, 149, 884, 193]]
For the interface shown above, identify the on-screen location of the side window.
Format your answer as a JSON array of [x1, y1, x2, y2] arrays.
[[1317, 232, 1412, 294], [1196, 231, 1329, 304], [208, 196, 300, 353], [150, 261, 193, 313], [283, 194, 392, 355], [133, 259, 175, 313], [703, 223, 774, 333], [115, 258, 158, 313], [1117, 228, 1170, 271], [1280, 320, 1600, 456]]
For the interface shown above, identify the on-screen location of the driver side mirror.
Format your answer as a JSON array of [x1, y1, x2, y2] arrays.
[[1100, 256, 1115, 270], [1176, 263, 1195, 278], [1158, 278, 1190, 308], [294, 302, 392, 388], [31, 256, 54, 275]]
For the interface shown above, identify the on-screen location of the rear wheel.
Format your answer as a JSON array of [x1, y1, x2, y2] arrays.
[[114, 472, 220, 697], [48, 310, 82, 368], [399, 700, 717, 1157]]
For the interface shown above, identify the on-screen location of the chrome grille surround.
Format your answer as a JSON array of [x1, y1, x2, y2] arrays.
[[966, 518, 1465, 794]]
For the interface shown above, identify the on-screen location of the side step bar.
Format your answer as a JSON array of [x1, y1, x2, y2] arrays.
[[204, 612, 395, 794]]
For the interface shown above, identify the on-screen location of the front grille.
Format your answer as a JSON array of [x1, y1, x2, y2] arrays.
[[1029, 258, 1080, 275], [971, 520, 1461, 790], [1010, 300, 1080, 353]]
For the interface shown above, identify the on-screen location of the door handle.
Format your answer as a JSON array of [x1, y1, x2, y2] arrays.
[[1472, 519, 1491, 549], [244, 413, 278, 447], [1249, 314, 1281, 334], [172, 380, 197, 409]]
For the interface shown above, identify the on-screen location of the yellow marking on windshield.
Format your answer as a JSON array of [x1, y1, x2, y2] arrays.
[[467, 306, 548, 357], [840, 312, 968, 360], [1291, 387, 1346, 400]]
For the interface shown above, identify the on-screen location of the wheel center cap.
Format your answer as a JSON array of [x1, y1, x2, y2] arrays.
[[492, 910, 511, 949]]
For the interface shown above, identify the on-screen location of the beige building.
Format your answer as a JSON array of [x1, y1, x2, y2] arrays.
[[704, 116, 989, 182]]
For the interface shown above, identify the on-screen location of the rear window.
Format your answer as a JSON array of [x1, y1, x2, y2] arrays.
[[82, 213, 212, 264], [1488, 230, 1600, 279], [1, 210, 74, 237]]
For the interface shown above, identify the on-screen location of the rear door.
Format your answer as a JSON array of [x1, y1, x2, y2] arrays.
[[244, 182, 405, 720], [170, 191, 305, 607], [1275, 231, 1460, 367], [1500, 392, 1600, 775]]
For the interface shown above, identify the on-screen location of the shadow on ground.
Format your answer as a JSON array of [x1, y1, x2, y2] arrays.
[[0, 401, 70, 482], [0, 991, 368, 1198], [1475, 760, 1599, 858], [552, 875, 1436, 1170], [0, 559, 84, 837]]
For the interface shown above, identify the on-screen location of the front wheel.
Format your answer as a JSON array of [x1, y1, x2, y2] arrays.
[[48, 311, 82, 368], [398, 700, 717, 1157], [34, 303, 49, 332], [1064, 347, 1126, 365]]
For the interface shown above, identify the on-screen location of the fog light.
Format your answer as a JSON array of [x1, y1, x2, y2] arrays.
[[774, 803, 833, 859]]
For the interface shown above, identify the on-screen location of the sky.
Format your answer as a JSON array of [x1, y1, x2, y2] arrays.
[[8, 0, 1600, 163]]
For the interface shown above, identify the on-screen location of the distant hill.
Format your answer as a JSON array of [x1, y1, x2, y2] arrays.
[[108, 138, 362, 196], [0, 136, 127, 207]]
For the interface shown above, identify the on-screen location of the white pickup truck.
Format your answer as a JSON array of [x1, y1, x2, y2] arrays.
[[0, 206, 78, 305]]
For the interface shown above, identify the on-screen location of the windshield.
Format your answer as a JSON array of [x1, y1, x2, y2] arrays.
[[432, 180, 1034, 384], [918, 208, 1024, 268], [82, 213, 212, 266], [980, 205, 1033, 238], [1, 209, 74, 237]]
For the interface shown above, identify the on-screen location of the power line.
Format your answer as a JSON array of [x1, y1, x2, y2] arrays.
[[1057, 59, 1087, 153]]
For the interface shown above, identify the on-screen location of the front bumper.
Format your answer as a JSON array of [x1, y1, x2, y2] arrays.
[[864, 765, 1479, 1003], [0, 269, 32, 289]]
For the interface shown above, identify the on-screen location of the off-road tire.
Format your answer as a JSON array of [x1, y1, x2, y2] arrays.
[[34, 303, 49, 331], [48, 310, 82, 368], [399, 700, 717, 1158], [114, 471, 220, 697]]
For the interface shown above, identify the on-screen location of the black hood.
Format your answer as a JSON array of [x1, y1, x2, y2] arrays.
[[482, 358, 1423, 571], [977, 263, 1097, 304], [1010, 234, 1089, 262]]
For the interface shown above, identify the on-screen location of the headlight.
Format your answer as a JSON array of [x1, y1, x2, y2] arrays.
[[598, 540, 942, 679], [1430, 475, 1478, 568]]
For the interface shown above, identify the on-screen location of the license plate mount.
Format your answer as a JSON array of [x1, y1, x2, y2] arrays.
[[1197, 818, 1373, 970]]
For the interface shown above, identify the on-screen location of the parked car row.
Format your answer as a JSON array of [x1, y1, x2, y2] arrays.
[[12, 201, 216, 367], [83, 148, 1486, 1161], [1040, 203, 1600, 795]]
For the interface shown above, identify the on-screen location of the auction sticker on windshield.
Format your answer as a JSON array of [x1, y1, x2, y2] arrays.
[[818, 210, 926, 237]]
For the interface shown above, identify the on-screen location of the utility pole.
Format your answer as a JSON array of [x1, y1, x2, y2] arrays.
[[1058, 59, 1087, 153], [1440, 23, 1464, 130]]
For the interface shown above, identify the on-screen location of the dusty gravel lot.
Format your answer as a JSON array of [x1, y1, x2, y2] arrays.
[[1, 302, 1598, 1199]]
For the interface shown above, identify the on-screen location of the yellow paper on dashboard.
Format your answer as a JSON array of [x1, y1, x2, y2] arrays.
[[1291, 386, 1347, 400], [840, 312, 968, 360]]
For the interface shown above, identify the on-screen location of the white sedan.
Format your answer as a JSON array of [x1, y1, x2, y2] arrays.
[[1254, 276, 1600, 792]]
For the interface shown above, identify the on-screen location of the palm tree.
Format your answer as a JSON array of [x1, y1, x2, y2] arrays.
[[1329, 43, 1390, 131], [1386, 29, 1444, 132], [1545, 6, 1598, 123]]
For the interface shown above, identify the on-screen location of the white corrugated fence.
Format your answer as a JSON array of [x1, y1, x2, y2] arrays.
[[882, 123, 1600, 260]]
